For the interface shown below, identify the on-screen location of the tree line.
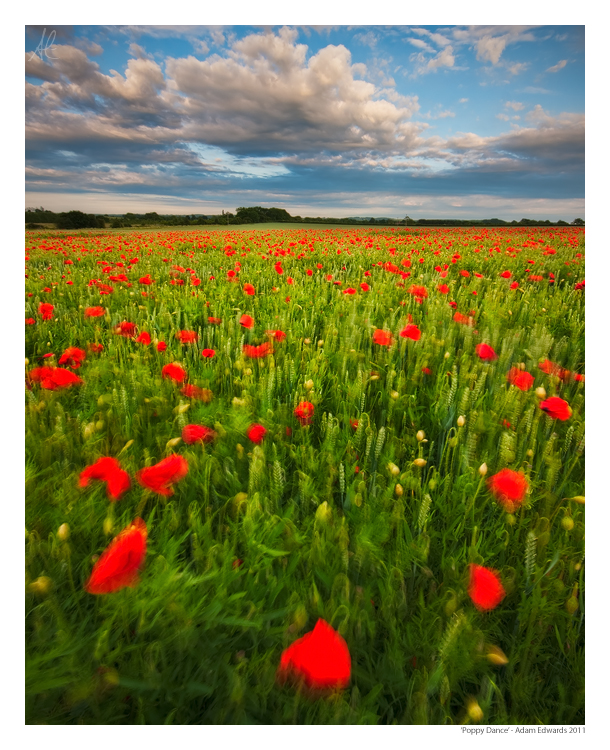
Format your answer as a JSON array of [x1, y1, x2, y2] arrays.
[[25, 207, 585, 229]]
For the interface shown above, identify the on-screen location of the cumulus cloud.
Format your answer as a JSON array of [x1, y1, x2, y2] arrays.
[[546, 59, 567, 73], [505, 101, 524, 111]]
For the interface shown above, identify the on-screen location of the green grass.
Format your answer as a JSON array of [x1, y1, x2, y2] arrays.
[[25, 225, 585, 724]]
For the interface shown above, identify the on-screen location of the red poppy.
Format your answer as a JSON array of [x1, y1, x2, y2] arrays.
[[79, 456, 130, 501], [573, 373, 585, 383], [25, 318, 36, 325], [422, 367, 432, 375], [157, 341, 167, 352], [58, 347, 86, 370], [247, 424, 267, 444], [277, 619, 351, 691], [399, 325, 421, 341], [538, 359, 570, 381], [266, 330, 286, 342], [180, 384, 213, 402], [201, 348, 216, 358], [438, 284, 450, 294], [343, 287, 357, 295], [136, 454, 188, 496], [372, 329, 392, 346], [88, 343, 104, 354], [453, 311, 474, 325], [500, 270, 512, 279], [540, 397, 572, 421], [243, 342, 273, 359], [360, 282, 370, 292], [84, 306, 105, 318], [487, 468, 529, 512], [240, 314, 254, 329], [139, 274, 154, 285], [84, 518, 147, 595], [176, 330, 198, 344], [468, 564, 506, 611], [294, 401, 314, 425], [460, 270, 470, 277], [136, 332, 151, 345], [350, 419, 359, 430], [244, 283, 256, 296], [208, 317, 222, 325], [475, 343, 498, 361], [115, 321, 137, 338], [39, 303, 54, 320], [506, 367, 534, 391], [181, 424, 216, 445], [29, 366, 83, 390], [510, 282, 519, 290], [574, 280, 585, 291], [162, 363, 187, 383]]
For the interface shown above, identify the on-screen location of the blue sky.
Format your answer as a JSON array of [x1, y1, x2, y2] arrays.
[[25, 23, 584, 220]]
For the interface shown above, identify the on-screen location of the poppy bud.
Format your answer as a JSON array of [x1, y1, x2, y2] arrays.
[[318, 340, 324, 347], [57, 523, 70, 542], [566, 595, 579, 615], [570, 495, 585, 504], [457, 415, 465, 427], [315, 501, 332, 524], [305, 379, 314, 391], [390, 390, 399, 400], [466, 698, 484, 722], [561, 516, 575, 531], [233, 397, 246, 407], [526, 449, 534, 457], [478, 463, 488, 476], [304, 338, 311, 344], [95, 421, 105, 431], [535, 387, 547, 399], [444, 351, 450, 359], [236, 443, 244, 459], [25, 358, 29, 367], [29, 576, 52, 596], [413, 458, 427, 468], [83, 422, 96, 440], [174, 402, 190, 415], [234, 492, 248, 510], [387, 462, 400, 477], [395, 483, 403, 497], [506, 514, 516, 526], [486, 645, 509, 666], [103, 517, 114, 535], [416, 430, 425, 442], [166, 437, 182, 449]]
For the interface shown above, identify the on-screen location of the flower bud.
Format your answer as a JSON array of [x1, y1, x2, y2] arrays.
[[457, 415, 465, 427], [25, 358, 29, 367], [303, 338, 311, 344], [82, 422, 96, 440], [95, 420, 105, 431], [566, 596, 579, 615], [535, 386, 547, 399], [395, 483, 403, 497], [166, 437, 182, 449], [387, 462, 400, 477], [466, 698, 484, 722], [317, 340, 324, 347], [174, 402, 190, 415], [305, 379, 314, 391], [413, 458, 427, 468], [234, 492, 248, 510], [570, 495, 585, 505], [103, 517, 114, 535], [486, 645, 509, 666], [57, 523, 70, 542], [232, 397, 246, 407], [315, 501, 332, 524], [243, 368, 252, 376], [236, 443, 244, 459], [506, 514, 516, 526], [416, 430, 425, 442], [478, 462, 488, 476], [28, 576, 52, 596], [561, 516, 574, 531], [444, 351, 450, 359], [390, 390, 399, 400]]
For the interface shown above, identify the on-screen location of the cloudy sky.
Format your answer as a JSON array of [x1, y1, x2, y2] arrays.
[[25, 24, 585, 220]]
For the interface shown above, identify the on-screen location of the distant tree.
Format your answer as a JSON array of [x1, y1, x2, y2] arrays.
[[572, 218, 585, 226], [55, 210, 105, 229]]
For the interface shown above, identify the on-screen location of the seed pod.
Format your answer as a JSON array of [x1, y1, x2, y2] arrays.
[[305, 379, 314, 391], [561, 516, 575, 531], [103, 517, 114, 535], [395, 483, 403, 497], [570, 495, 585, 505], [535, 387, 547, 399], [390, 390, 399, 400], [387, 462, 400, 477], [413, 458, 427, 468], [28, 576, 52, 596], [166, 437, 182, 449], [416, 430, 425, 442], [486, 645, 509, 666], [457, 415, 465, 427], [566, 596, 579, 614], [466, 698, 483, 722], [57, 523, 70, 542], [478, 462, 488, 476]]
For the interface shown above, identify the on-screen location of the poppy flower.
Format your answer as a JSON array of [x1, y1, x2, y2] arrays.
[[58, 347, 86, 370], [247, 424, 267, 444], [468, 564, 506, 611], [538, 359, 570, 381], [180, 384, 213, 402], [399, 325, 421, 341], [139, 274, 154, 285], [408, 285, 428, 298], [208, 317, 222, 325], [487, 468, 529, 512], [157, 341, 167, 352], [453, 311, 474, 325], [25, 318, 36, 325], [136, 332, 151, 345], [266, 330, 286, 342], [176, 330, 198, 344], [460, 270, 470, 277], [350, 419, 359, 429], [277, 619, 351, 691], [84, 306, 105, 318], [475, 343, 498, 361], [506, 367, 534, 391], [500, 270, 512, 279], [29, 366, 83, 390], [244, 283, 256, 295], [438, 284, 450, 294], [115, 321, 137, 338], [79, 456, 130, 501], [510, 282, 519, 290], [360, 282, 370, 292], [162, 363, 186, 383], [240, 314, 254, 329], [343, 287, 357, 295], [136, 454, 188, 496], [39, 303, 54, 320], [294, 401, 314, 425], [372, 329, 392, 346], [574, 280, 585, 291], [540, 397, 572, 421], [181, 424, 217, 445], [84, 518, 147, 595], [243, 342, 273, 359], [201, 348, 216, 358], [88, 343, 104, 354]]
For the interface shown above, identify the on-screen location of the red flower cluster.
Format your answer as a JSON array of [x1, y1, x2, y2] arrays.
[[240, 314, 254, 329], [29, 366, 83, 390], [540, 397, 571, 421], [468, 564, 506, 611], [475, 343, 498, 361], [243, 342, 273, 359], [408, 285, 428, 299], [39, 302, 54, 320], [85, 518, 147, 595], [176, 330, 198, 344], [372, 329, 392, 346], [79, 456, 130, 501], [181, 424, 217, 445], [243, 283, 256, 296], [277, 619, 351, 691], [136, 454, 188, 496], [201, 348, 215, 358], [136, 331, 151, 345], [266, 330, 286, 342], [181, 384, 213, 401], [58, 347, 86, 369], [399, 324, 421, 341], [84, 306, 105, 318], [162, 363, 187, 383], [115, 321, 137, 338]]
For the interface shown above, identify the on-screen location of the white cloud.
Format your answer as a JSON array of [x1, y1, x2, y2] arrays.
[[546, 59, 568, 73], [496, 113, 510, 121], [459, 98, 468, 103], [407, 38, 435, 53], [505, 101, 524, 111]]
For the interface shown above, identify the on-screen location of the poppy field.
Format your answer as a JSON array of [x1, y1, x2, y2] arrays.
[[25, 225, 585, 725]]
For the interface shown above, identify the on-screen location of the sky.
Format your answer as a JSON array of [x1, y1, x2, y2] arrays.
[[25, 23, 585, 220]]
